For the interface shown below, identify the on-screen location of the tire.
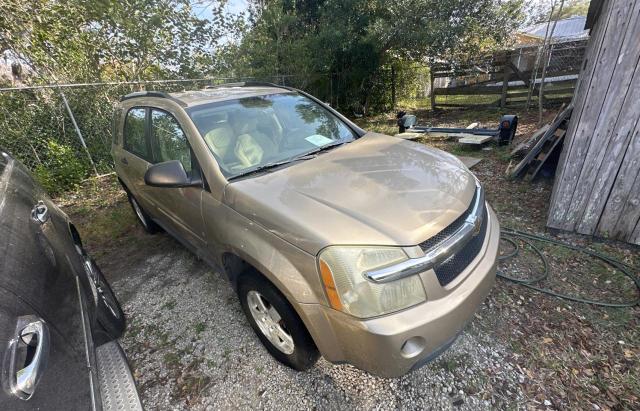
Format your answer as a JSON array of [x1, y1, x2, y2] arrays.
[[238, 274, 319, 371], [127, 192, 160, 234], [85, 256, 126, 341]]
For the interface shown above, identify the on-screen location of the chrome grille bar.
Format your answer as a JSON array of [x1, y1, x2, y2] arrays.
[[364, 182, 485, 283]]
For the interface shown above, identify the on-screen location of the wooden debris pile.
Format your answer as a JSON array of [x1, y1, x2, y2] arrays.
[[507, 105, 573, 181]]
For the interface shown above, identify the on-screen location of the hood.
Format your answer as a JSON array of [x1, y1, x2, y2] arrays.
[[224, 133, 477, 255]]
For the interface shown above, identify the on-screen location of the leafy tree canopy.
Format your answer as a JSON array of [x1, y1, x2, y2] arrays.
[[233, 0, 525, 112], [0, 0, 239, 82]]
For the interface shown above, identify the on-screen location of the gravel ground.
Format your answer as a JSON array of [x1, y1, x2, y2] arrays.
[[62, 108, 638, 409], [113, 239, 526, 410]]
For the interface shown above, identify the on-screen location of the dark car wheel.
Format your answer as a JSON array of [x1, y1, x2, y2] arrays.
[[127, 193, 160, 234], [84, 256, 126, 340], [238, 274, 319, 371]]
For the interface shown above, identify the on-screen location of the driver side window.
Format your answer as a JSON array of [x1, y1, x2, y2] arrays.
[[151, 110, 192, 173]]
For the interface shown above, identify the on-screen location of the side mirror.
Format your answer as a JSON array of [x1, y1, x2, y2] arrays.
[[144, 160, 202, 188]]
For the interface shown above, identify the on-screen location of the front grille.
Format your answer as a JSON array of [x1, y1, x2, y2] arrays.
[[434, 207, 488, 287], [418, 189, 478, 253]]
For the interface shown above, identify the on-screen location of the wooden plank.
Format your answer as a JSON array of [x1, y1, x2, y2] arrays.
[[430, 68, 436, 109], [458, 135, 494, 145], [434, 102, 501, 108], [422, 131, 459, 139], [510, 125, 550, 158], [566, 0, 640, 236], [598, 120, 640, 239], [507, 96, 573, 104], [506, 87, 575, 99], [548, 0, 617, 219], [456, 156, 482, 169], [501, 52, 511, 108], [525, 130, 566, 181], [394, 132, 424, 140], [630, 219, 640, 245], [434, 87, 503, 96], [547, 0, 632, 230], [510, 106, 573, 178], [619, 156, 640, 244], [579, 30, 640, 236]]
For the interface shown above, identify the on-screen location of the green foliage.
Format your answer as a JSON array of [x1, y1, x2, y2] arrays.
[[0, 0, 530, 192], [0, 0, 243, 192], [34, 140, 87, 194], [553, 0, 590, 20], [235, 0, 525, 114]]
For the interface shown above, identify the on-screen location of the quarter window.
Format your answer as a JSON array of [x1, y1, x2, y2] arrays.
[[151, 110, 192, 173], [123, 108, 148, 159]]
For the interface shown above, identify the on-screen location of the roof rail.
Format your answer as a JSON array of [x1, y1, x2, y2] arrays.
[[120, 90, 187, 107], [203, 81, 290, 90]]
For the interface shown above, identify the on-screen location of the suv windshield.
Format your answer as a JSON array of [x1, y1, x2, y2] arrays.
[[187, 92, 356, 178]]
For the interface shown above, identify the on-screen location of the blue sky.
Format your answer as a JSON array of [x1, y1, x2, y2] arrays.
[[192, 0, 247, 20]]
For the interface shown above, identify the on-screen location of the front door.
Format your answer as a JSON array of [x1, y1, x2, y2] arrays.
[[147, 108, 206, 249]]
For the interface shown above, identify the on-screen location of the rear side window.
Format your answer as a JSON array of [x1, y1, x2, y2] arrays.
[[123, 108, 148, 159], [151, 110, 192, 173]]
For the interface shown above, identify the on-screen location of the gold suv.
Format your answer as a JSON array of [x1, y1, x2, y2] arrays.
[[111, 82, 499, 377]]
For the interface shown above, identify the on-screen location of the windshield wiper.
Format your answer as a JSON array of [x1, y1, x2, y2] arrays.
[[228, 159, 295, 180], [294, 139, 350, 160], [228, 140, 350, 181]]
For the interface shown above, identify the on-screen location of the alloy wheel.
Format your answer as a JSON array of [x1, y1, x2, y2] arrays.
[[247, 290, 295, 355]]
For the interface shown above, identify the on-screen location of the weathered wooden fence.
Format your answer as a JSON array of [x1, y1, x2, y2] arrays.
[[547, 0, 640, 245], [430, 40, 588, 109]]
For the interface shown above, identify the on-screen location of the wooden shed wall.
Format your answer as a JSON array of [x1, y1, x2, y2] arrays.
[[547, 0, 640, 245]]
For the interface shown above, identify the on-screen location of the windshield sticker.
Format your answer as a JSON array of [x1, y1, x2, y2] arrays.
[[305, 134, 333, 146]]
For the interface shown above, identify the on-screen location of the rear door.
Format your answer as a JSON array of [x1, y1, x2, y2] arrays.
[[146, 108, 206, 249], [113, 106, 156, 213]]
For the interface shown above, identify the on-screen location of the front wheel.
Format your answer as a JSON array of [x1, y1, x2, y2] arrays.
[[238, 275, 319, 371]]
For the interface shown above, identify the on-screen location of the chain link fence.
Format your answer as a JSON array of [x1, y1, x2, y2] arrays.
[[0, 70, 425, 194]]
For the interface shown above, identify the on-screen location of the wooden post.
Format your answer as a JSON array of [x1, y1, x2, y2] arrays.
[[330, 73, 333, 107], [501, 51, 511, 109], [391, 65, 396, 110], [429, 68, 436, 110]]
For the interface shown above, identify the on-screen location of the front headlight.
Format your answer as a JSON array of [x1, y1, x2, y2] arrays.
[[318, 246, 427, 318]]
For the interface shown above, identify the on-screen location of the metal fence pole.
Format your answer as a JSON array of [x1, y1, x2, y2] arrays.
[[59, 90, 99, 176]]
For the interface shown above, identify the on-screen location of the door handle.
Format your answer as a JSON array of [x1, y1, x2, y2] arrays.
[[4, 317, 50, 400], [121, 157, 128, 165], [31, 201, 49, 224]]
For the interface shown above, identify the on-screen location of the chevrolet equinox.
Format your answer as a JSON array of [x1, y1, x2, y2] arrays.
[[111, 82, 499, 378]]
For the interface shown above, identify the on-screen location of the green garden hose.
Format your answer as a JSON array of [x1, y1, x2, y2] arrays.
[[497, 228, 640, 308]]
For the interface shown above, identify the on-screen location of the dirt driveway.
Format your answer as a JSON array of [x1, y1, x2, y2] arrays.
[[60, 108, 639, 410]]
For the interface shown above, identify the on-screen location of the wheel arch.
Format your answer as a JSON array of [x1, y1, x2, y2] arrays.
[[220, 250, 323, 344]]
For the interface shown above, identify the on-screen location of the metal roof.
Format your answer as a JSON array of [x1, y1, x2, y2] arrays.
[[521, 16, 589, 40]]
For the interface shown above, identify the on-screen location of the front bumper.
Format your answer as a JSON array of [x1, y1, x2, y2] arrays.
[[299, 206, 499, 378]]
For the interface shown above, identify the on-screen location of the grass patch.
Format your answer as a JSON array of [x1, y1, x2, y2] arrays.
[[162, 300, 177, 310], [194, 322, 206, 334], [164, 352, 181, 367]]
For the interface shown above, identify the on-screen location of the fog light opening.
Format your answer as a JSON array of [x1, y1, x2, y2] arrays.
[[401, 336, 426, 359]]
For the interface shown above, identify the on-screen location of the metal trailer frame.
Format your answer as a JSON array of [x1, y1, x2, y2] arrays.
[[396, 112, 518, 145]]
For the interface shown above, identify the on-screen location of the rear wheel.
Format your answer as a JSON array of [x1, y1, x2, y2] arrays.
[[238, 274, 319, 371], [127, 193, 160, 234]]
